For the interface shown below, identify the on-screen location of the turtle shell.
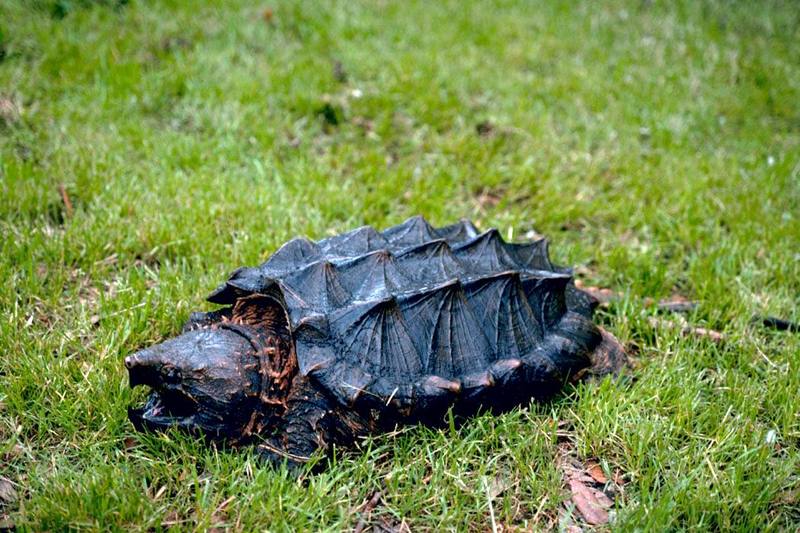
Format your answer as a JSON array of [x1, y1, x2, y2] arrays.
[[206, 216, 601, 423]]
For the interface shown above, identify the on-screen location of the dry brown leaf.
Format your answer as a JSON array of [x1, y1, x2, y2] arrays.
[[567, 479, 610, 525], [0, 477, 17, 505], [585, 461, 607, 484], [557, 444, 621, 528]]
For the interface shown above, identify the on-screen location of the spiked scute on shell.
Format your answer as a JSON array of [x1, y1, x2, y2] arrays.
[[126, 217, 625, 466]]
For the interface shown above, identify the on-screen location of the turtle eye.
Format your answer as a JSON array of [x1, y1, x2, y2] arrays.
[[161, 365, 182, 384]]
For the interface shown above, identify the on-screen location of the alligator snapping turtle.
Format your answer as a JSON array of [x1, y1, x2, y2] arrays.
[[126, 216, 624, 466]]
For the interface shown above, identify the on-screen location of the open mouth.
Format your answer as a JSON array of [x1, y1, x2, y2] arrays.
[[129, 386, 199, 429]]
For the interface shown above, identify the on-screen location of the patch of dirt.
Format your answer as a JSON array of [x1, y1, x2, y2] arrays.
[[333, 60, 348, 83], [350, 490, 411, 533], [559, 220, 589, 232], [160, 510, 185, 528], [2, 445, 24, 463], [133, 251, 162, 269], [363, 518, 410, 533], [476, 120, 495, 137], [157, 492, 234, 530], [475, 120, 533, 141], [474, 187, 504, 211], [24, 295, 58, 330], [769, 479, 800, 525], [317, 101, 345, 129], [471, 185, 530, 215], [161, 36, 193, 54], [392, 112, 415, 132], [0, 95, 20, 127], [353, 490, 383, 533], [352, 116, 374, 133], [14, 142, 33, 161]]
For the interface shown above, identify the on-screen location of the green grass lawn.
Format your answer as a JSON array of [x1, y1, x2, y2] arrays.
[[1, 0, 799, 530]]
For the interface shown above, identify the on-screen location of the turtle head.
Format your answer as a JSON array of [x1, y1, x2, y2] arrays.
[[126, 324, 264, 438]]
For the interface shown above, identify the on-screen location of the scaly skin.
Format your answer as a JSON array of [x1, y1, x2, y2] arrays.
[[255, 375, 372, 468]]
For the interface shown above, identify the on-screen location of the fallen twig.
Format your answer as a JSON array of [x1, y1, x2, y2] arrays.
[[58, 183, 74, 218], [648, 317, 724, 343], [353, 490, 382, 533], [576, 282, 701, 314], [653, 295, 698, 313]]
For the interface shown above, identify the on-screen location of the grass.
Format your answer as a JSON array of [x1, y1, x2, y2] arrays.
[[1, 0, 799, 529]]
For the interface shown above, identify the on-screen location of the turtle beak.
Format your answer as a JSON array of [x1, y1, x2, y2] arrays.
[[125, 350, 162, 388], [125, 340, 201, 431]]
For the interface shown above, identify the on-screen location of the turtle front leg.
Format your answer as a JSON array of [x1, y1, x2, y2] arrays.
[[256, 376, 368, 469]]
